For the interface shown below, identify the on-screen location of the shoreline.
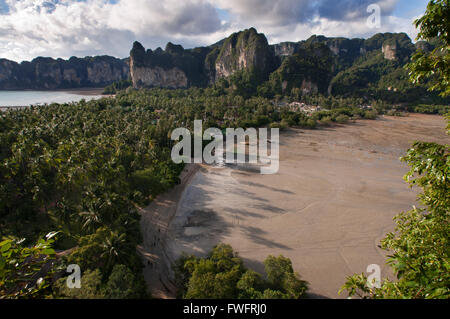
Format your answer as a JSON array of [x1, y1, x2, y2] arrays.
[[137, 163, 201, 299], [0, 88, 113, 108], [143, 114, 449, 299], [0, 87, 106, 95]]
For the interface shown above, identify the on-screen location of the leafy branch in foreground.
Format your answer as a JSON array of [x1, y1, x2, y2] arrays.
[[407, 0, 449, 97], [0, 232, 59, 299]]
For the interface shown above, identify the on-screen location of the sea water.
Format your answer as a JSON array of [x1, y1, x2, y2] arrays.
[[0, 90, 103, 107]]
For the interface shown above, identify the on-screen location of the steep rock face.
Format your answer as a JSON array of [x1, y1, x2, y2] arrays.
[[0, 29, 431, 95], [0, 59, 16, 83], [271, 42, 300, 57], [329, 33, 417, 96], [268, 42, 334, 95], [87, 60, 126, 84], [213, 28, 276, 82], [278, 33, 414, 71], [129, 29, 276, 89], [0, 56, 129, 89], [204, 46, 221, 85], [302, 36, 366, 72], [129, 41, 209, 88], [131, 65, 188, 88], [382, 43, 397, 60], [63, 68, 81, 85], [366, 32, 414, 61]]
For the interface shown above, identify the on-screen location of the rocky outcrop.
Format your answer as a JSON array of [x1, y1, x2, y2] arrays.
[[0, 56, 129, 90], [301, 36, 366, 72], [279, 33, 415, 70], [0, 59, 16, 83], [129, 41, 209, 89], [369, 33, 415, 62], [87, 60, 128, 85], [269, 42, 334, 95], [382, 42, 398, 60], [129, 28, 276, 89], [271, 42, 300, 57], [212, 28, 276, 82], [0, 29, 427, 93], [131, 65, 188, 89]]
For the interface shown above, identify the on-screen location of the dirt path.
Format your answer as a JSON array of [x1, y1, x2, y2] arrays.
[[137, 164, 200, 299]]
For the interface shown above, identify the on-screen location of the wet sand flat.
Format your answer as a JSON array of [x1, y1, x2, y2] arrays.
[[143, 114, 449, 299]]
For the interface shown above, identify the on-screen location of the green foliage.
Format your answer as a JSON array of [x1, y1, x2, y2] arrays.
[[103, 79, 132, 94], [267, 43, 334, 96], [54, 264, 147, 299], [411, 104, 449, 114], [364, 110, 378, 119], [174, 244, 308, 299], [0, 232, 58, 299], [183, 245, 245, 299], [1, 55, 446, 300], [0, 94, 188, 298], [104, 264, 147, 299], [407, 0, 449, 97], [54, 269, 104, 299], [264, 255, 308, 298], [335, 114, 350, 124], [66, 227, 140, 275]]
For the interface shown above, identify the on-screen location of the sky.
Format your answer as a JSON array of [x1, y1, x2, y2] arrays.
[[0, 0, 431, 62]]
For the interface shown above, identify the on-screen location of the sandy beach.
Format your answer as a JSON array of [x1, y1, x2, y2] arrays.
[[63, 88, 106, 96], [139, 114, 449, 299], [0, 88, 109, 108]]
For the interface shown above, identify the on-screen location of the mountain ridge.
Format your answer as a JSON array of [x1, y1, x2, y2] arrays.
[[0, 28, 439, 102]]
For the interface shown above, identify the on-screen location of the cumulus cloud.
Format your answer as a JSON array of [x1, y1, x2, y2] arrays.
[[211, 0, 419, 45], [0, 0, 225, 61], [0, 0, 422, 62], [316, 0, 397, 21], [212, 0, 314, 27], [212, 0, 398, 26]]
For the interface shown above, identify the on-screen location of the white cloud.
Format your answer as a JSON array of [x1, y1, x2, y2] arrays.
[[210, 0, 419, 45], [0, 0, 225, 61], [212, 0, 313, 27], [0, 0, 422, 62], [263, 15, 419, 45]]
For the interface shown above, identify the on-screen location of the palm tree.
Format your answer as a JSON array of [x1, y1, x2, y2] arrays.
[[79, 210, 102, 233], [100, 231, 130, 272]]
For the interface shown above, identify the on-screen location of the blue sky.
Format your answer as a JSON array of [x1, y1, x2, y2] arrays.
[[0, 0, 431, 62], [0, 0, 8, 13], [393, 0, 429, 17]]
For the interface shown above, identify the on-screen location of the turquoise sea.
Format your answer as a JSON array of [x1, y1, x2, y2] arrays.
[[0, 90, 104, 107]]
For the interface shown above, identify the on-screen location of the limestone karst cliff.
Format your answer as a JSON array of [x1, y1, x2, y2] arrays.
[[212, 28, 277, 83], [0, 56, 129, 90], [129, 28, 276, 89], [271, 42, 301, 57], [129, 41, 211, 89], [267, 42, 334, 95], [0, 29, 434, 97]]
